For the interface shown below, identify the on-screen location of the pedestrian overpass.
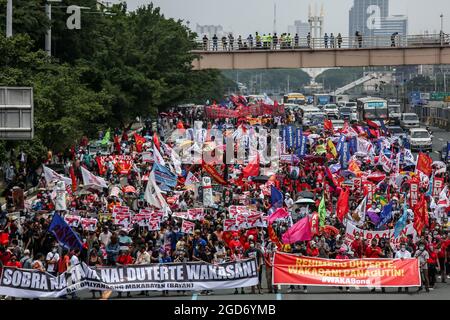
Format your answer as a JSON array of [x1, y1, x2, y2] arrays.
[[192, 34, 450, 70]]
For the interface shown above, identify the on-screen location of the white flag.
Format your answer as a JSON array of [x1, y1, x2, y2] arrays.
[[144, 170, 171, 214], [185, 172, 200, 186], [80, 166, 108, 189], [349, 196, 367, 227], [170, 148, 182, 175], [42, 165, 72, 186], [153, 146, 166, 166]]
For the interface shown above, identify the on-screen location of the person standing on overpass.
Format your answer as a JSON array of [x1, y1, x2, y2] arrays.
[[202, 34, 208, 50], [337, 33, 342, 48], [212, 34, 218, 51], [330, 33, 335, 48], [247, 34, 253, 49], [307, 32, 311, 48], [294, 33, 299, 48], [324, 33, 329, 48]]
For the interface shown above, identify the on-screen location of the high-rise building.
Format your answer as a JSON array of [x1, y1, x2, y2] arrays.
[[348, 0, 407, 37], [372, 15, 408, 36], [195, 24, 225, 40], [288, 20, 311, 38]]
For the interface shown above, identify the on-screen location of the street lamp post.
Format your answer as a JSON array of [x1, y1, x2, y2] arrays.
[[6, 0, 12, 37], [440, 14, 444, 45]]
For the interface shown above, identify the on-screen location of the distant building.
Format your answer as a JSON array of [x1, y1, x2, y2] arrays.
[[348, 0, 408, 37], [372, 15, 408, 37], [195, 24, 225, 39], [288, 20, 311, 38]]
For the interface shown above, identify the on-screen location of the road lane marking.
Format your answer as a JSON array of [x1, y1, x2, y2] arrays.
[[276, 293, 282, 300], [434, 151, 440, 154], [192, 293, 198, 300], [439, 138, 444, 141]]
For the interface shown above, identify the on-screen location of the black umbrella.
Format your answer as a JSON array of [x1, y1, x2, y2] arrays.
[[251, 175, 269, 183], [298, 191, 315, 199]]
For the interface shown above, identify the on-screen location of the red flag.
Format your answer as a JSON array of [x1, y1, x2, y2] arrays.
[[153, 133, 160, 151], [416, 152, 433, 176], [336, 187, 350, 222], [366, 119, 379, 129], [176, 120, 185, 129], [134, 133, 146, 153], [267, 224, 283, 250], [324, 119, 334, 132], [413, 194, 428, 236], [69, 165, 77, 193], [310, 212, 320, 235], [243, 155, 259, 178], [114, 135, 121, 154]]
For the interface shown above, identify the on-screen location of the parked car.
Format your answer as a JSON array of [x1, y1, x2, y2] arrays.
[[408, 128, 432, 152]]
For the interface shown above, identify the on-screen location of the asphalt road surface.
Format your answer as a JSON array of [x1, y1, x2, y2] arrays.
[[429, 126, 449, 161], [71, 275, 450, 300]]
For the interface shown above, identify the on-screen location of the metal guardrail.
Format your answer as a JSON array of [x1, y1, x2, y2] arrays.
[[194, 33, 450, 52]]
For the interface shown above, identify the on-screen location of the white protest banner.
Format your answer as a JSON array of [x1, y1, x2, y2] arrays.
[[345, 223, 417, 248], [132, 214, 152, 227], [245, 213, 265, 229], [112, 205, 130, 217], [114, 214, 132, 228], [171, 212, 189, 220], [202, 176, 214, 207], [0, 259, 259, 298], [148, 218, 161, 231], [80, 218, 98, 232], [223, 219, 239, 231], [142, 152, 152, 163], [187, 208, 205, 221], [228, 206, 248, 218], [64, 214, 81, 228], [433, 177, 445, 199], [181, 220, 196, 234]]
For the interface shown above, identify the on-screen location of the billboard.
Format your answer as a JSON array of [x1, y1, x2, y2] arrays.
[[0, 87, 33, 140]]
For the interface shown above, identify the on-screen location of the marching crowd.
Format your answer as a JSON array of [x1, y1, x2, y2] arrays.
[[0, 95, 450, 299]]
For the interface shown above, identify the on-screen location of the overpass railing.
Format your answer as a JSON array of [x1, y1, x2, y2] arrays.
[[194, 33, 450, 52]]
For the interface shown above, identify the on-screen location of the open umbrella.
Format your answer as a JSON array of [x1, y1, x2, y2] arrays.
[[320, 225, 340, 236], [295, 198, 315, 204], [298, 191, 315, 199], [251, 175, 269, 183], [123, 185, 136, 194], [366, 172, 386, 183]]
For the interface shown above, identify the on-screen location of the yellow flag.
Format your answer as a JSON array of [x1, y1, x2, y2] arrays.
[[327, 139, 337, 158]]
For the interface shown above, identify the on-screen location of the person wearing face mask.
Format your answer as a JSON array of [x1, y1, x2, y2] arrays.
[[45, 243, 60, 276], [245, 240, 263, 294], [350, 234, 365, 258], [414, 242, 430, 293], [395, 242, 411, 293], [427, 243, 440, 290]]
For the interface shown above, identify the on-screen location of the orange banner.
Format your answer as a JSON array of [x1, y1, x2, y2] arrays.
[[202, 161, 228, 185], [273, 252, 420, 287]]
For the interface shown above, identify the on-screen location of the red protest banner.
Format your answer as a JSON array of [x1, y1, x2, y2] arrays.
[[363, 181, 374, 208], [409, 181, 419, 208], [273, 252, 420, 287], [96, 155, 134, 175], [181, 220, 196, 234], [433, 177, 445, 199]]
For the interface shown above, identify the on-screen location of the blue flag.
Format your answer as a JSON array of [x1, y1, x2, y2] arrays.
[[426, 175, 434, 197], [153, 163, 177, 188], [376, 201, 393, 229], [48, 213, 82, 250], [340, 142, 350, 169], [271, 185, 284, 208], [394, 204, 408, 238], [295, 128, 303, 149], [349, 136, 357, 155], [336, 134, 346, 153]]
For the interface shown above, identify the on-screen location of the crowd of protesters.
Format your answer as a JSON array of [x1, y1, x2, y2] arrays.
[[0, 94, 449, 299]]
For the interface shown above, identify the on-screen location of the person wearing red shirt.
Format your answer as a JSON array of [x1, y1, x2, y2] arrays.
[[117, 249, 133, 298], [350, 235, 365, 258], [437, 237, 449, 283], [365, 239, 383, 258], [427, 244, 440, 289], [5, 255, 22, 268], [365, 239, 386, 293], [307, 241, 319, 257]]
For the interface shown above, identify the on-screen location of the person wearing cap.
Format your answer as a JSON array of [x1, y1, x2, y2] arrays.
[[20, 249, 33, 269], [284, 193, 294, 209], [414, 241, 430, 293]]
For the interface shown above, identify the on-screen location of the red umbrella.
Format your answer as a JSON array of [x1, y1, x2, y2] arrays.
[[366, 172, 386, 183], [123, 185, 136, 194], [320, 225, 340, 237]]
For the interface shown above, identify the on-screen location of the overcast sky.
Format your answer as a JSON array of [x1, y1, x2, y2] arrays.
[[116, 0, 449, 36]]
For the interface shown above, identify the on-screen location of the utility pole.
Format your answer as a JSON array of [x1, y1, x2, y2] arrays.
[[287, 75, 290, 93], [45, 3, 52, 55], [6, 0, 12, 37]]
